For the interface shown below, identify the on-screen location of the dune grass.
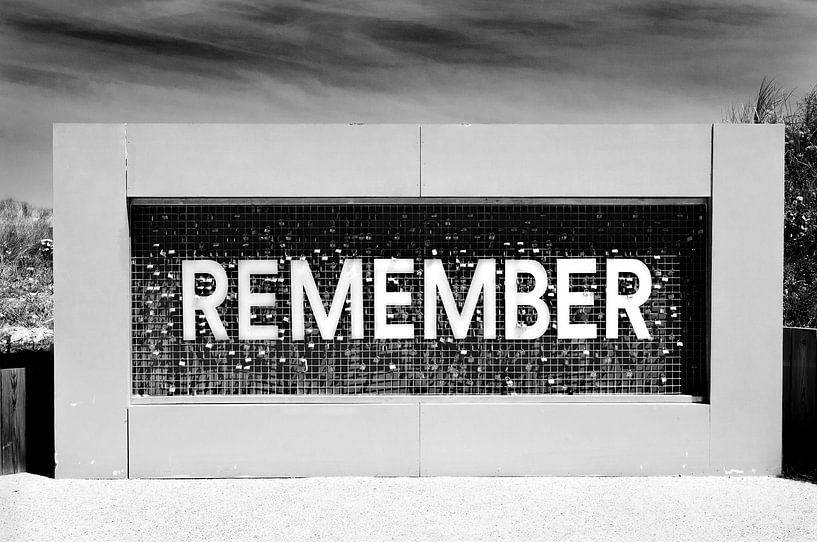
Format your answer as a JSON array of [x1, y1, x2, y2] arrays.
[[726, 79, 817, 328], [0, 198, 53, 332]]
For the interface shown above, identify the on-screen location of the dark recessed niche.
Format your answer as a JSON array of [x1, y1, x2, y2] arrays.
[[129, 202, 708, 397]]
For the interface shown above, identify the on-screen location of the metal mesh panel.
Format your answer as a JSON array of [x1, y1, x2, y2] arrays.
[[130, 201, 708, 397]]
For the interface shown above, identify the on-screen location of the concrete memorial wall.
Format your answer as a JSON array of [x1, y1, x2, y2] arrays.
[[53, 124, 783, 477]]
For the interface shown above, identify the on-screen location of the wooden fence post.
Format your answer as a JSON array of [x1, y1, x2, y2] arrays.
[[782, 327, 817, 471], [1, 367, 27, 475]]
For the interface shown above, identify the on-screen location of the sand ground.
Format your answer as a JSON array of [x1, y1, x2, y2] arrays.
[[2, 473, 817, 541]]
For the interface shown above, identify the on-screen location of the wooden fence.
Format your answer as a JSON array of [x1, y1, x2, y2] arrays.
[[0, 351, 54, 476], [783, 327, 817, 471]]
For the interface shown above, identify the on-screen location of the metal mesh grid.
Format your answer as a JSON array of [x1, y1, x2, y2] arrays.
[[130, 201, 708, 397]]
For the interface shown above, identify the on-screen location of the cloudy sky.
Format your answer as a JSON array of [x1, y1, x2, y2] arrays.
[[2, 0, 817, 207]]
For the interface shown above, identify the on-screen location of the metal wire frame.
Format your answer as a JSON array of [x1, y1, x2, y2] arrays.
[[129, 198, 709, 401]]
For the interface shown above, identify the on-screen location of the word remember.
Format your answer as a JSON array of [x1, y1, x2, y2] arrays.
[[182, 258, 653, 342]]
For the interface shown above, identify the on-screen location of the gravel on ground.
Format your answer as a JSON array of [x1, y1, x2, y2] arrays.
[[2, 474, 817, 541]]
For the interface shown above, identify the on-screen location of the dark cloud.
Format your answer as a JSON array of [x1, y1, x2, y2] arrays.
[[361, 20, 531, 67], [5, 14, 239, 61], [0, 63, 90, 92], [1, 5, 283, 85], [0, 0, 813, 111], [226, 2, 364, 28], [625, 2, 776, 28], [365, 21, 469, 49], [0, 0, 809, 96], [224, 1, 561, 70], [466, 17, 578, 38]]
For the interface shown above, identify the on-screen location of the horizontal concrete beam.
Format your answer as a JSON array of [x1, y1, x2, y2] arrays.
[[420, 403, 711, 476], [126, 124, 421, 197], [129, 404, 420, 477], [421, 124, 712, 197]]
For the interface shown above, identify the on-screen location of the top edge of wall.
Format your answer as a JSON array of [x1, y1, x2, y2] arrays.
[[86, 124, 720, 198]]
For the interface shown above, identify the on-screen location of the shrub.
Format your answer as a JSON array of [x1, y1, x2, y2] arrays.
[[0, 199, 53, 330], [0, 198, 52, 263], [727, 79, 817, 326]]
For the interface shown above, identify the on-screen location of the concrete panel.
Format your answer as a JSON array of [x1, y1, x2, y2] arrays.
[[129, 404, 420, 477], [53, 124, 129, 478], [420, 124, 711, 197], [125, 124, 420, 197], [710, 124, 784, 475], [420, 403, 710, 476]]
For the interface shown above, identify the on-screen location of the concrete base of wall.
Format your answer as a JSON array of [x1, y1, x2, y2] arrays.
[[128, 402, 725, 478]]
